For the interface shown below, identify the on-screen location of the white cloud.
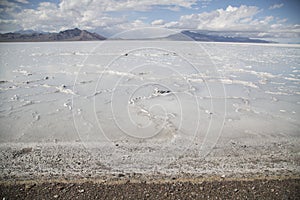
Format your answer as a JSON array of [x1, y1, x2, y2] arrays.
[[199, 0, 212, 7], [59, 0, 197, 12], [269, 3, 284, 10], [165, 5, 263, 31], [0, 0, 16, 7], [164, 5, 299, 39], [165, 6, 180, 11], [0, 19, 21, 32], [0, 0, 20, 10], [151, 19, 165, 26], [0, 0, 197, 34], [0, 1, 298, 40], [15, 0, 29, 4]]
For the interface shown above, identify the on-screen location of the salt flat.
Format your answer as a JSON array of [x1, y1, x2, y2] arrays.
[[0, 41, 299, 180]]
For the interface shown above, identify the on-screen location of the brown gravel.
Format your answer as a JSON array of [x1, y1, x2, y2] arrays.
[[1, 178, 299, 200]]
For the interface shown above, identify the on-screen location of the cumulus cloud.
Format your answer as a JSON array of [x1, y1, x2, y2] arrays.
[[164, 5, 299, 39], [269, 3, 284, 10], [51, 0, 197, 12], [15, 0, 29, 4], [0, 19, 21, 32], [151, 19, 165, 26], [0, 1, 298, 40], [165, 5, 263, 31], [104, 0, 197, 11], [0, 0, 197, 34], [0, 0, 20, 11], [199, 0, 212, 8]]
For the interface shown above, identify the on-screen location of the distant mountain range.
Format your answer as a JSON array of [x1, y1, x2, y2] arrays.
[[165, 30, 272, 43], [0, 28, 272, 43], [0, 28, 106, 42]]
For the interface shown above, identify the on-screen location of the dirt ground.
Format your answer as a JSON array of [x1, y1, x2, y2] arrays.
[[1, 177, 299, 200]]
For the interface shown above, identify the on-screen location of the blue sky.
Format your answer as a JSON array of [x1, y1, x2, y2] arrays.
[[0, 0, 299, 42]]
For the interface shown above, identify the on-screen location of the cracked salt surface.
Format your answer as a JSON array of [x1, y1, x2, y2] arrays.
[[0, 41, 299, 179]]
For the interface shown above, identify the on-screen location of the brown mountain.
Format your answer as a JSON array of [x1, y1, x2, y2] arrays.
[[0, 28, 106, 42]]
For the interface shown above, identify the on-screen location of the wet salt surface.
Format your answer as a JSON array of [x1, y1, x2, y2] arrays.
[[0, 41, 299, 176]]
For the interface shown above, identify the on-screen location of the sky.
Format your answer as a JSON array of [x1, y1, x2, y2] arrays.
[[0, 0, 300, 42]]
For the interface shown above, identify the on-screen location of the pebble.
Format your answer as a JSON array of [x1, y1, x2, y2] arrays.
[[53, 195, 59, 198], [234, 188, 239, 192], [57, 185, 64, 190], [25, 183, 35, 190]]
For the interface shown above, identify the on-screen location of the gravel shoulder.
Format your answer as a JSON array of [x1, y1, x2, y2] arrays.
[[0, 139, 299, 199]]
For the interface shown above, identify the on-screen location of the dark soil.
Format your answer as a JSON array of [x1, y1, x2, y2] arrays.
[[1, 178, 299, 200]]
